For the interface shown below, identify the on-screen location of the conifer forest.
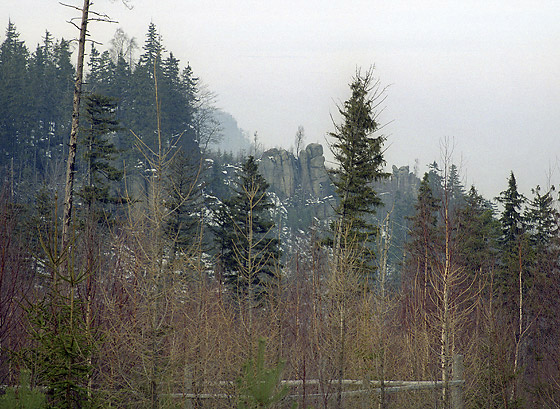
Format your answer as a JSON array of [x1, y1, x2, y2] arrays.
[[1, 12, 560, 409]]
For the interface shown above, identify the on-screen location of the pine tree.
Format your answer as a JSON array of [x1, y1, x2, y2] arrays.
[[215, 156, 280, 301], [86, 44, 104, 91], [27, 35, 73, 172], [328, 68, 389, 277]]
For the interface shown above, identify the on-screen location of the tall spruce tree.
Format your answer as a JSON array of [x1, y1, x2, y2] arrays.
[[129, 23, 163, 151], [78, 93, 123, 214], [0, 21, 30, 164], [28, 31, 62, 173], [495, 172, 528, 301], [407, 172, 442, 275], [525, 185, 558, 252], [328, 68, 389, 276], [495, 171, 530, 405], [497, 171, 526, 248], [446, 163, 466, 211], [215, 156, 280, 301], [455, 186, 500, 281], [523, 189, 560, 405], [129, 24, 198, 161]]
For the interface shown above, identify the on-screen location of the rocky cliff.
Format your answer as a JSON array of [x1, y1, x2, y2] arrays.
[[258, 143, 334, 200], [257, 146, 420, 272], [258, 145, 418, 204], [299, 143, 332, 199]]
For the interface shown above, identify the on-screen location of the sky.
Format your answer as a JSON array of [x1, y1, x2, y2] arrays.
[[2, 0, 560, 199]]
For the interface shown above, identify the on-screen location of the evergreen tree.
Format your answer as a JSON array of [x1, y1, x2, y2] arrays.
[[495, 172, 528, 300], [160, 52, 196, 151], [86, 44, 104, 92], [52, 37, 74, 125], [496, 171, 526, 248], [0, 21, 30, 163], [525, 185, 558, 252], [78, 94, 123, 214], [455, 186, 499, 278], [138, 22, 163, 71], [128, 24, 198, 161], [215, 156, 280, 301], [405, 172, 441, 289], [426, 161, 443, 198], [446, 163, 466, 211], [523, 189, 560, 405], [87, 42, 134, 160], [163, 151, 202, 258], [28, 35, 73, 173], [129, 23, 163, 151], [110, 52, 134, 155], [328, 68, 389, 276], [495, 172, 530, 401], [205, 156, 230, 201], [28, 31, 61, 174]]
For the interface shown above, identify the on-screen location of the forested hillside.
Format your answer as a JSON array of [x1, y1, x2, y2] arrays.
[[1, 19, 559, 409]]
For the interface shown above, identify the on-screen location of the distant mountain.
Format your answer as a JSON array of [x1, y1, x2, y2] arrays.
[[210, 110, 251, 154]]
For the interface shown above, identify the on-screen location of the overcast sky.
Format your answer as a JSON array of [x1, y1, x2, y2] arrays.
[[3, 0, 560, 199]]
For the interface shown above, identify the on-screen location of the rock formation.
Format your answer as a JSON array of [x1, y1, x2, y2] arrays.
[[258, 143, 334, 199], [299, 143, 333, 198], [259, 148, 299, 198]]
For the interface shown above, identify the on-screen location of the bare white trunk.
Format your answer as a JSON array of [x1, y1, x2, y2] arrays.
[[62, 0, 90, 251]]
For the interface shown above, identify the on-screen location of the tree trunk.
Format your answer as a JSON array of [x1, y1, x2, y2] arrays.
[[62, 0, 90, 252]]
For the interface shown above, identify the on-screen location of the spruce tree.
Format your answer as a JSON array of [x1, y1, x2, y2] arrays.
[[328, 68, 389, 276], [426, 161, 444, 200], [525, 185, 558, 252], [215, 156, 280, 301], [406, 172, 441, 288], [495, 171, 530, 393], [163, 151, 202, 259], [78, 94, 123, 217], [129, 23, 163, 152], [495, 172, 527, 299], [455, 186, 499, 277], [523, 189, 560, 405], [28, 31, 62, 174], [0, 21, 30, 163], [446, 163, 466, 211], [129, 24, 198, 160], [496, 171, 526, 247]]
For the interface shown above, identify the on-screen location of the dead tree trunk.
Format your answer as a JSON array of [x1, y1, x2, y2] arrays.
[[61, 0, 90, 252]]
